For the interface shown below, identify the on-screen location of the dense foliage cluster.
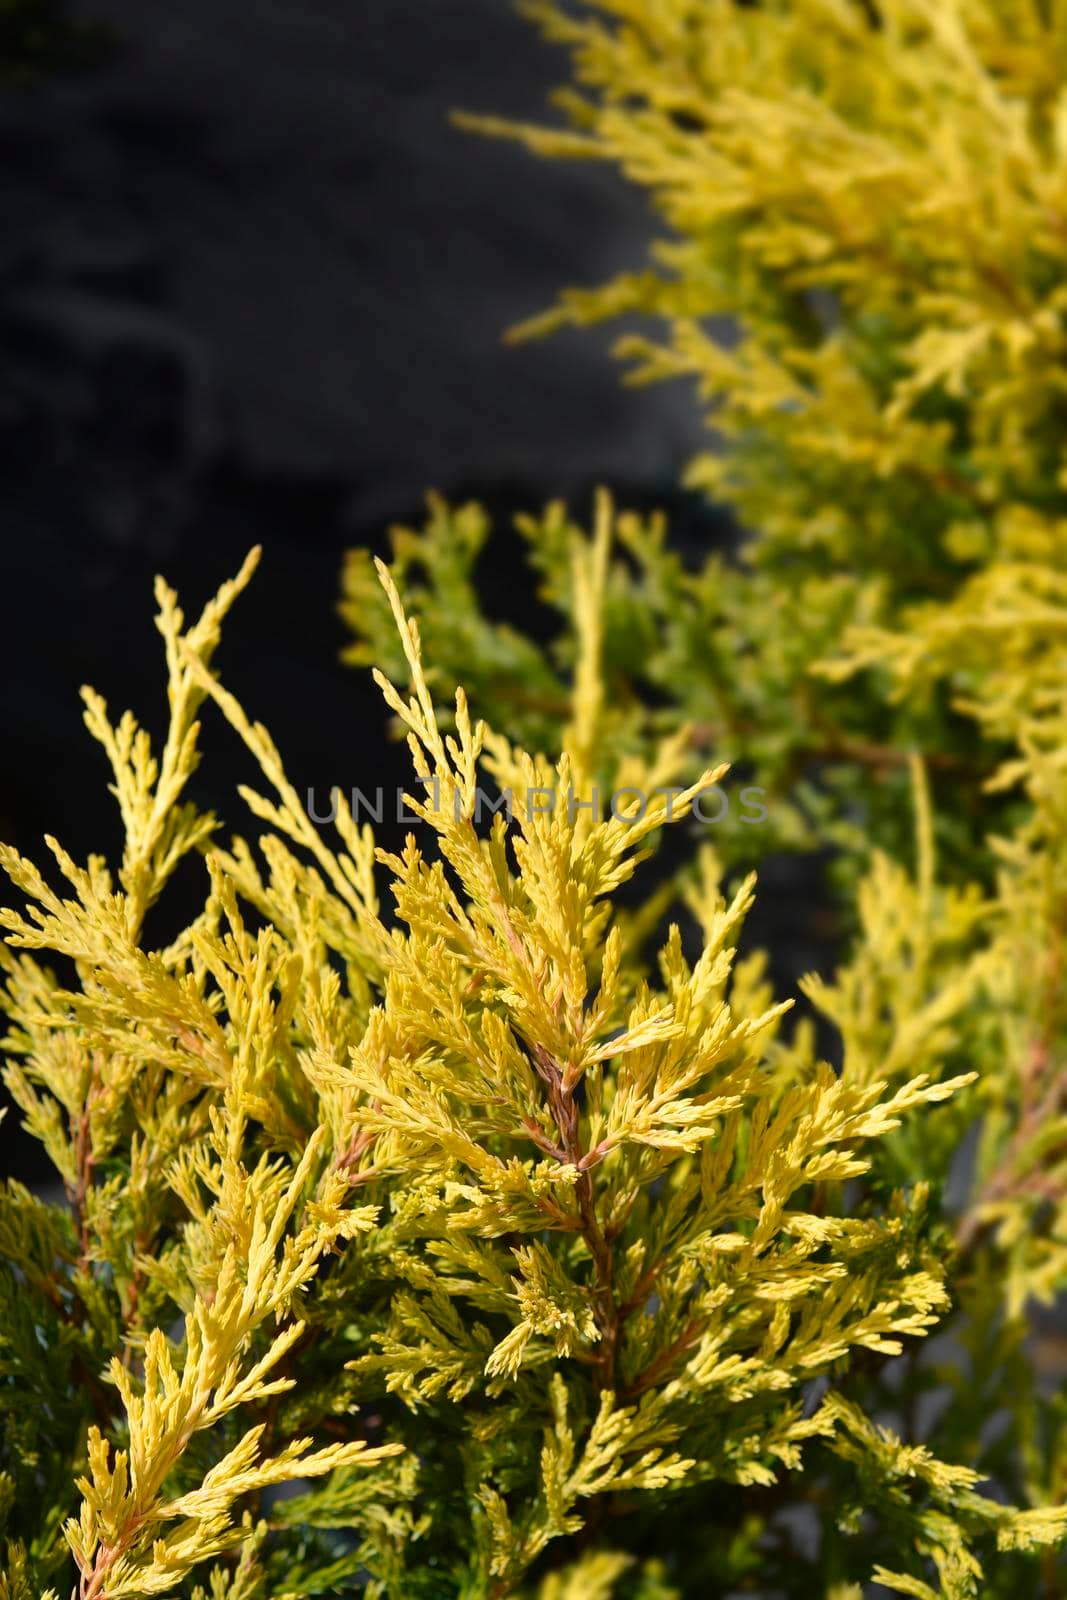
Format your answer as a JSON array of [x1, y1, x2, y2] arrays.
[[443, 0, 1067, 868], [4, 2, 1067, 1597]]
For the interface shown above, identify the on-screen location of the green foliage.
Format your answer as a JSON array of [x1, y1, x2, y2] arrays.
[[1, 526, 1065, 1595], [436, 0, 1067, 876], [4, 2, 1067, 1595], [319, 0, 1067, 1589]]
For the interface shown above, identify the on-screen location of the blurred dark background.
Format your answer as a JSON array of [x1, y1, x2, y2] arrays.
[[0, 0, 820, 1182]]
